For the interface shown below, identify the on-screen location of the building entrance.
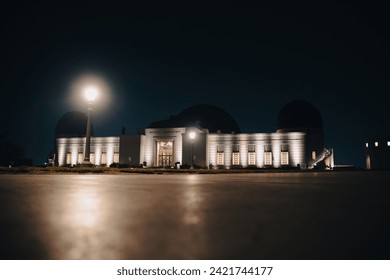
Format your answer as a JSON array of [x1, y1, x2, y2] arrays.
[[157, 141, 173, 167]]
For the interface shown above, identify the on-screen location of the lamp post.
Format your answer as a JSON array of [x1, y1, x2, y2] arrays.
[[82, 86, 98, 165], [189, 131, 196, 169]]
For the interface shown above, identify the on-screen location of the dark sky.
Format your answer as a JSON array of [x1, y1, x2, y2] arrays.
[[1, 1, 389, 167]]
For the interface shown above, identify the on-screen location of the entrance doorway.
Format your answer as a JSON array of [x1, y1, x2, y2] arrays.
[[157, 141, 173, 167]]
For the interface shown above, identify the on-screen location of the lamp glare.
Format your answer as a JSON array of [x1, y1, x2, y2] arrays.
[[84, 87, 98, 101]]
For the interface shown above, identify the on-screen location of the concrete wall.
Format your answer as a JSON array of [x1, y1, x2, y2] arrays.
[[143, 127, 186, 167], [207, 132, 306, 169], [119, 135, 145, 166], [57, 136, 120, 166], [57, 129, 307, 169], [182, 128, 208, 167]]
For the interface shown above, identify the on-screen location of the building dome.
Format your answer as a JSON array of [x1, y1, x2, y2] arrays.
[[149, 104, 241, 133], [276, 100, 323, 132], [55, 111, 93, 138]]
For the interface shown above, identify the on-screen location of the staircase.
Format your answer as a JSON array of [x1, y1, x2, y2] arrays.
[[308, 148, 333, 169]]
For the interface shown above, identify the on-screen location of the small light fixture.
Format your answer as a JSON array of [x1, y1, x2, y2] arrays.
[[375, 142, 378, 147], [189, 131, 196, 140], [365, 143, 368, 148]]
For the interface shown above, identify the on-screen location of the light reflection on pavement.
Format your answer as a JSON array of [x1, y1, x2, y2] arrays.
[[0, 172, 390, 260]]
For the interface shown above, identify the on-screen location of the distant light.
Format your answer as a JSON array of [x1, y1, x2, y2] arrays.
[[388, 141, 390, 147], [84, 86, 98, 101], [365, 143, 368, 148], [375, 142, 378, 147], [189, 132, 196, 139]]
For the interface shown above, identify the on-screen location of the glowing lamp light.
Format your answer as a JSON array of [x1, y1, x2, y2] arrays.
[[84, 86, 98, 102], [189, 132, 196, 140]]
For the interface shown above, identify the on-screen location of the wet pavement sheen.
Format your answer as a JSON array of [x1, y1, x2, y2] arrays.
[[0, 172, 390, 259]]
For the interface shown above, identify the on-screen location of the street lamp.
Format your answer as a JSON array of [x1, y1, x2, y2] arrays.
[[189, 131, 196, 169], [82, 86, 98, 165]]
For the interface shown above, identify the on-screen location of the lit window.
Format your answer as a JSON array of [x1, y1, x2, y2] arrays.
[[375, 142, 378, 147], [66, 152, 71, 165], [248, 144, 256, 165], [365, 143, 368, 148], [78, 153, 84, 164], [217, 152, 224, 165], [312, 151, 316, 160], [114, 153, 119, 163], [281, 151, 289, 165], [264, 152, 272, 165], [248, 152, 256, 165], [101, 152, 107, 165], [90, 153, 96, 165], [232, 152, 240, 165]]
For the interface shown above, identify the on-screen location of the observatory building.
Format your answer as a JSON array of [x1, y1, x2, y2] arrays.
[[55, 101, 334, 170]]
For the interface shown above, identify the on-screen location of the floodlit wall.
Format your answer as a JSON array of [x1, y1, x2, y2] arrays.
[[181, 128, 208, 167], [57, 136, 120, 166], [207, 132, 306, 169], [143, 127, 186, 167], [57, 130, 306, 169]]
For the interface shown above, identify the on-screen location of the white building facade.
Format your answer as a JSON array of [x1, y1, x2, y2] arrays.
[[57, 127, 308, 169], [55, 102, 334, 169]]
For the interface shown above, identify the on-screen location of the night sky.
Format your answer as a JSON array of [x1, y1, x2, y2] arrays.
[[1, 1, 389, 167]]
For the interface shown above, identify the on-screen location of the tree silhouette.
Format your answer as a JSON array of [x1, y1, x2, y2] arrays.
[[0, 135, 32, 166]]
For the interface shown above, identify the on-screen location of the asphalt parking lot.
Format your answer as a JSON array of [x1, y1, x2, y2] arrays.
[[0, 171, 389, 259]]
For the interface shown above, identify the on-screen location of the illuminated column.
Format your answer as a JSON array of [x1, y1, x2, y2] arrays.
[[240, 143, 247, 168], [189, 131, 196, 169]]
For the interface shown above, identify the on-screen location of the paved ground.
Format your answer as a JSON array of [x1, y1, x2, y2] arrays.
[[0, 171, 389, 260]]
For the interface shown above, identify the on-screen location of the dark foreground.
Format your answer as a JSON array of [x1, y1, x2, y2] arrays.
[[0, 171, 389, 260]]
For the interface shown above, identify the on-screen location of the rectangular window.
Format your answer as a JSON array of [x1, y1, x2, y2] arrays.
[[281, 151, 289, 165], [66, 153, 71, 165], [312, 151, 316, 160], [217, 152, 224, 165], [247, 144, 256, 165], [264, 152, 272, 165], [90, 153, 95, 165], [78, 153, 83, 164], [101, 152, 107, 165], [248, 152, 256, 165], [232, 152, 240, 165], [114, 153, 119, 163]]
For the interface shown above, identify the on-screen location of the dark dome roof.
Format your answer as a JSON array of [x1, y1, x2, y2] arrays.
[[277, 100, 323, 131], [55, 111, 93, 137], [149, 104, 240, 133]]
